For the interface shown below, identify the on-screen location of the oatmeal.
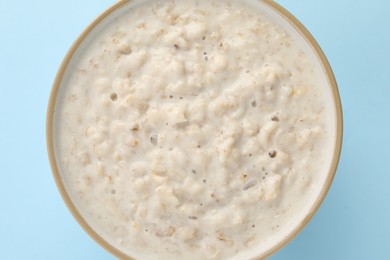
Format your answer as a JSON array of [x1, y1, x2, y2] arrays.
[[53, 0, 336, 259]]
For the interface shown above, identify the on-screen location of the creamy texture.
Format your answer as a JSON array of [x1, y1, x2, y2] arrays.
[[54, 0, 334, 259]]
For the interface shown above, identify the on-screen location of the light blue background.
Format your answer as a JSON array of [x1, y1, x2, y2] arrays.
[[0, 0, 388, 259]]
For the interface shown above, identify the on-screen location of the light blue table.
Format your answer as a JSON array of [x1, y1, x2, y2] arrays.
[[0, 0, 389, 259]]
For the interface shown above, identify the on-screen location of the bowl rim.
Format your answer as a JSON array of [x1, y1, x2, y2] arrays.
[[46, 0, 343, 259]]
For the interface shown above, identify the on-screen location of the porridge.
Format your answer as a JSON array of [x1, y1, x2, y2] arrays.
[[52, 0, 336, 259]]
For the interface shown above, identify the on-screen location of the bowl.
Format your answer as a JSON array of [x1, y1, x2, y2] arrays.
[[47, 0, 343, 259]]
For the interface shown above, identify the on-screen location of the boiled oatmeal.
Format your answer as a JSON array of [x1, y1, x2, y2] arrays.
[[54, 0, 334, 259]]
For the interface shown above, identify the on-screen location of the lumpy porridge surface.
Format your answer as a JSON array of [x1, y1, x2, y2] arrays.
[[54, 0, 333, 259]]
